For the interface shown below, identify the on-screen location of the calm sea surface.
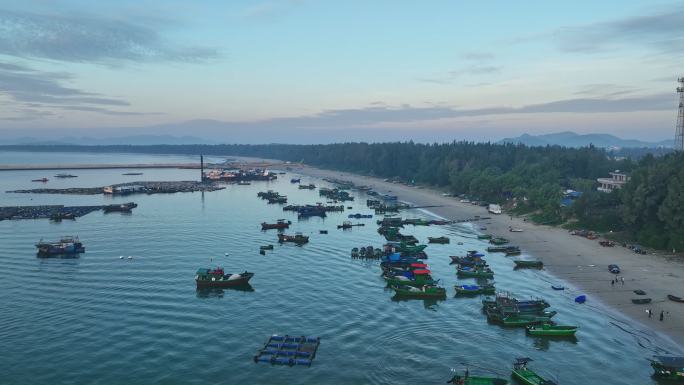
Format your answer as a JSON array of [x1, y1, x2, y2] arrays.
[[0, 151, 680, 385]]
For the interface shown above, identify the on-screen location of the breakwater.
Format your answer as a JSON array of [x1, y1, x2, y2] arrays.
[[7, 181, 224, 195], [0, 202, 137, 221]]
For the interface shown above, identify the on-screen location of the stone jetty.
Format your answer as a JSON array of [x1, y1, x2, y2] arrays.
[[7, 181, 224, 195], [0, 203, 137, 221]]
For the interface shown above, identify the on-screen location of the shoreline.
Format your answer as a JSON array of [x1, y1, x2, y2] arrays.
[[288, 162, 684, 350]]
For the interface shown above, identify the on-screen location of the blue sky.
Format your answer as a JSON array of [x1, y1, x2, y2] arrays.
[[0, 0, 682, 143]]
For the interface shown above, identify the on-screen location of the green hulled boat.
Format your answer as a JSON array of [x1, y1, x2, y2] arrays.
[[455, 284, 496, 296], [651, 356, 684, 381], [457, 266, 494, 278], [477, 234, 493, 240], [448, 371, 508, 385], [512, 358, 555, 385], [428, 236, 450, 244], [526, 323, 578, 336], [514, 260, 543, 268], [489, 237, 510, 245], [501, 314, 556, 327], [392, 284, 446, 299]]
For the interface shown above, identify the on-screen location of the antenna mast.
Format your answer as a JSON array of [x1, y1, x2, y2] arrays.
[[676, 77, 684, 151]]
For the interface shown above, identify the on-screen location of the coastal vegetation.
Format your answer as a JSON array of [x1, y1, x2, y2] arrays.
[[2, 143, 682, 250]]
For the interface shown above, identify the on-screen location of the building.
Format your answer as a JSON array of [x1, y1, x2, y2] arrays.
[[597, 170, 629, 193]]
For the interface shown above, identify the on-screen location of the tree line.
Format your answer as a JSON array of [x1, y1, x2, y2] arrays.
[[2, 143, 682, 251]]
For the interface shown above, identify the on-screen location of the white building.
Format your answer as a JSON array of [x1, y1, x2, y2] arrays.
[[597, 170, 630, 193]]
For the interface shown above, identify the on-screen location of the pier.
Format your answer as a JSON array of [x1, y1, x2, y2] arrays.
[[7, 181, 225, 195], [0, 203, 137, 221]]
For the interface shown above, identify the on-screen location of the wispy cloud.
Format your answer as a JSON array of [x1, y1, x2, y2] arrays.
[[0, 61, 153, 116], [552, 3, 684, 55], [0, 9, 218, 64]]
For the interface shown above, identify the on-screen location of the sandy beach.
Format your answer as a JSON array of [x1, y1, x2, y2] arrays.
[[283, 163, 684, 350]]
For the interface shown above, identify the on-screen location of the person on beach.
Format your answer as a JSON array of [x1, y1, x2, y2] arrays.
[[660, 310, 664, 321], [648, 309, 652, 318], [611, 279, 615, 286], [621, 277, 625, 285]]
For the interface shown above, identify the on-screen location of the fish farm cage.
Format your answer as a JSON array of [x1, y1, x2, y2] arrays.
[[253, 335, 320, 366]]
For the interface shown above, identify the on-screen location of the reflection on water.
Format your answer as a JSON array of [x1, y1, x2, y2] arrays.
[[196, 285, 255, 298], [0, 152, 681, 385]]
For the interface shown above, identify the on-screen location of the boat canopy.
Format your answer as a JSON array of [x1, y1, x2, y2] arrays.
[[653, 356, 684, 367], [413, 269, 430, 275], [410, 263, 427, 268]]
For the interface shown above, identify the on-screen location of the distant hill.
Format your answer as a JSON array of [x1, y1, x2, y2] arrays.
[[498, 131, 673, 148]]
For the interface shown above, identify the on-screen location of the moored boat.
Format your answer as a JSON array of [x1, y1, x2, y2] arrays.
[[650, 356, 684, 381], [384, 268, 436, 287], [277, 233, 309, 244], [391, 284, 446, 299], [514, 260, 543, 269], [631, 298, 652, 304], [667, 294, 684, 303], [457, 266, 494, 278], [35, 236, 85, 257], [477, 234, 493, 240], [489, 237, 510, 245], [526, 323, 578, 337], [428, 236, 450, 244], [455, 284, 496, 296], [195, 267, 254, 288], [261, 219, 291, 230], [511, 358, 554, 385]]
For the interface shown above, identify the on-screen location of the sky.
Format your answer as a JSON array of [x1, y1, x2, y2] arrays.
[[0, 0, 682, 143]]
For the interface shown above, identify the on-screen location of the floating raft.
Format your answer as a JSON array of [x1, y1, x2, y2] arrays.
[[254, 335, 320, 366]]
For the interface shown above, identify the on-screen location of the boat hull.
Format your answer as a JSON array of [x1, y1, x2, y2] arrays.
[[196, 273, 254, 288]]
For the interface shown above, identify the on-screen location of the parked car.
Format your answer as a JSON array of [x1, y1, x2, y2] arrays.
[[608, 264, 620, 274]]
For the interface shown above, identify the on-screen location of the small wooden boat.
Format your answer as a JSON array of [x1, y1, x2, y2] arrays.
[[551, 285, 565, 291], [668, 294, 684, 303], [455, 284, 496, 296], [351, 247, 359, 257], [447, 371, 508, 385], [575, 295, 586, 304], [505, 250, 522, 256], [633, 289, 646, 295], [392, 284, 446, 299], [509, 228, 524, 233], [384, 269, 436, 287], [261, 219, 291, 230], [319, 230, 328, 234], [514, 260, 543, 269], [277, 233, 309, 245], [337, 221, 365, 229], [477, 234, 493, 240], [631, 298, 652, 304], [31, 177, 49, 182], [651, 356, 684, 380], [526, 323, 578, 336], [428, 236, 450, 244], [512, 358, 554, 385], [298, 183, 316, 189], [489, 237, 509, 245], [122, 172, 143, 176], [54, 174, 77, 178], [260, 245, 274, 251], [457, 266, 494, 278], [195, 267, 254, 288]]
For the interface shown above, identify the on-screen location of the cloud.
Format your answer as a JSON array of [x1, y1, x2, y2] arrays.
[[0, 61, 152, 116], [0, 9, 218, 64], [552, 4, 684, 55], [461, 51, 494, 61], [241, 1, 304, 22], [574, 83, 642, 98]]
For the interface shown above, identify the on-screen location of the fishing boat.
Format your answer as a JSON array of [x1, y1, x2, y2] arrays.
[[195, 267, 254, 288], [261, 219, 291, 230], [237, 181, 251, 185], [631, 298, 652, 304], [551, 285, 565, 291], [391, 284, 446, 299], [298, 183, 316, 189], [260, 245, 274, 251], [337, 221, 364, 229], [290, 178, 301, 183], [489, 237, 510, 245], [514, 260, 543, 269], [511, 358, 555, 385], [450, 255, 487, 266], [526, 323, 578, 337], [267, 196, 287, 204], [428, 236, 450, 244], [667, 294, 684, 303], [457, 266, 494, 279], [455, 284, 496, 296], [650, 356, 684, 381], [351, 247, 359, 257], [277, 233, 309, 245], [509, 228, 524, 233], [35, 236, 85, 257], [501, 314, 556, 327], [348, 213, 373, 219], [54, 173, 77, 178], [487, 245, 520, 253], [448, 371, 508, 385], [477, 234, 493, 240], [384, 269, 436, 287], [103, 202, 138, 213], [505, 249, 522, 256], [122, 172, 143, 176], [31, 177, 49, 182]]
